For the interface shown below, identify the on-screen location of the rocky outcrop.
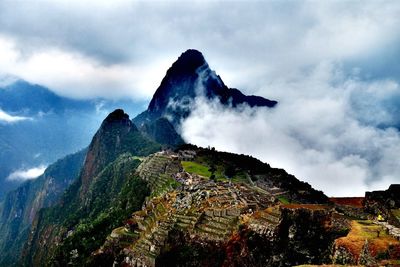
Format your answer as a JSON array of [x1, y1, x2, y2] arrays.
[[22, 110, 161, 266], [330, 197, 368, 219], [364, 184, 400, 227], [133, 49, 277, 131], [79, 109, 160, 198], [140, 118, 184, 147]]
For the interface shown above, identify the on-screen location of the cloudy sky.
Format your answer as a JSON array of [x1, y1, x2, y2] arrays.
[[1, 0, 400, 196]]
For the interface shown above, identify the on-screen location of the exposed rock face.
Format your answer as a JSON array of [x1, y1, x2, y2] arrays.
[[330, 197, 368, 219], [364, 184, 400, 227], [133, 49, 277, 131], [80, 109, 134, 196], [80, 109, 159, 198], [139, 118, 184, 147], [365, 185, 400, 211]]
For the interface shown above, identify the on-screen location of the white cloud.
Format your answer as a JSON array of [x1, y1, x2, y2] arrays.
[[7, 165, 47, 181], [0, 73, 18, 87], [0, 109, 30, 123], [0, 1, 399, 195], [181, 63, 400, 197], [0, 1, 400, 99], [0, 35, 172, 100]]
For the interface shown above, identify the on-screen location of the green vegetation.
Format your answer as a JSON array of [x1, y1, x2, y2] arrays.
[[335, 219, 400, 264], [182, 161, 211, 178], [0, 149, 87, 267], [357, 219, 373, 225], [22, 112, 165, 266], [277, 196, 290, 204], [353, 220, 388, 238], [181, 160, 248, 183], [24, 154, 151, 267], [132, 156, 145, 161], [151, 175, 181, 197], [51, 172, 150, 266], [230, 172, 249, 183]]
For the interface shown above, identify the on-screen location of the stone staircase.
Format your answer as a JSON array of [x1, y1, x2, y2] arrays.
[[258, 207, 281, 225], [174, 212, 199, 229], [125, 204, 175, 267], [194, 213, 238, 241], [249, 206, 281, 235]]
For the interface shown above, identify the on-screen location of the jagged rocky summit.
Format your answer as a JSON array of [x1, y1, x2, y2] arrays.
[[133, 49, 277, 131]]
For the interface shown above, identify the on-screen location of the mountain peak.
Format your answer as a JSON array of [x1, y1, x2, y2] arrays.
[[145, 50, 209, 116], [134, 49, 277, 130], [168, 49, 207, 75], [102, 109, 133, 128], [79, 109, 159, 198], [104, 108, 129, 122]]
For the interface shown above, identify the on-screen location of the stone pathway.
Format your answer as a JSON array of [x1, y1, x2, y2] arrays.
[[375, 221, 400, 240]]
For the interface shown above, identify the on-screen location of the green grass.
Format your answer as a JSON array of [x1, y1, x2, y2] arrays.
[[357, 219, 373, 225], [277, 196, 290, 204], [231, 172, 248, 183], [150, 175, 181, 197], [181, 161, 251, 184], [131, 156, 145, 161], [354, 220, 387, 238], [213, 165, 229, 182], [181, 161, 212, 178]]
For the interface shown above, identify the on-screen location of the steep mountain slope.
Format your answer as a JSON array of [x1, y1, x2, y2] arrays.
[[0, 80, 89, 115], [0, 149, 86, 266], [140, 117, 184, 147], [133, 49, 277, 130], [22, 141, 331, 266], [22, 109, 161, 266], [89, 148, 336, 266], [90, 148, 400, 267], [364, 185, 400, 227], [78, 109, 160, 197], [0, 79, 146, 199]]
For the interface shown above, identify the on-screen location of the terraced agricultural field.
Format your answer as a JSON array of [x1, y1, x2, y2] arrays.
[[334, 220, 400, 264]]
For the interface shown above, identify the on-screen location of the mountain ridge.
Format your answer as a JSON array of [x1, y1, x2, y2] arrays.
[[22, 109, 161, 266], [0, 79, 147, 199], [133, 49, 277, 130]]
